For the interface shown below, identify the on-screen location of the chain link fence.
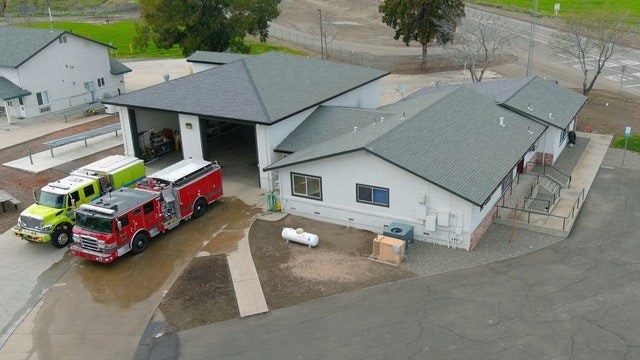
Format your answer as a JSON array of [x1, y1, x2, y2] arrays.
[[269, 25, 457, 73]]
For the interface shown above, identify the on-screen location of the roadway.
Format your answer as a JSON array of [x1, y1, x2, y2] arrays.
[[177, 165, 640, 359]]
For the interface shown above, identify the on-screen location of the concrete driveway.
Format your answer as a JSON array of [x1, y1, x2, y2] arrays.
[[176, 166, 640, 359]]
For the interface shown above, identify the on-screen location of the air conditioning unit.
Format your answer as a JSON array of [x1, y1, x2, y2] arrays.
[[372, 235, 405, 265], [383, 221, 414, 247]]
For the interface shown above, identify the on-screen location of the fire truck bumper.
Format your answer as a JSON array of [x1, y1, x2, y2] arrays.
[[69, 244, 118, 263], [12, 226, 51, 243]]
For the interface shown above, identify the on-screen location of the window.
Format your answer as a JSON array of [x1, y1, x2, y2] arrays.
[[118, 215, 129, 228], [560, 128, 567, 145], [69, 191, 80, 207], [36, 91, 49, 106], [143, 201, 155, 214], [356, 184, 389, 207], [58, 35, 67, 44], [501, 172, 513, 195], [97, 78, 105, 87], [83, 184, 95, 198], [291, 173, 322, 200], [6, 100, 12, 106]]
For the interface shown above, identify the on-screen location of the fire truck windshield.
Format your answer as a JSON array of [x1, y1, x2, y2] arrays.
[[38, 191, 65, 209], [76, 213, 113, 234]]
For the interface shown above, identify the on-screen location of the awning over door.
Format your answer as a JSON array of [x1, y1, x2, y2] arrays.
[[0, 76, 30, 101]]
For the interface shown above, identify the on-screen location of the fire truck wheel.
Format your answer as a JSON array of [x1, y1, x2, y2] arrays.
[[131, 233, 149, 255], [51, 225, 72, 248], [192, 198, 208, 219]]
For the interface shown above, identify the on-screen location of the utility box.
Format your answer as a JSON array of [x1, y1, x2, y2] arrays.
[[383, 221, 414, 247], [372, 235, 405, 265]]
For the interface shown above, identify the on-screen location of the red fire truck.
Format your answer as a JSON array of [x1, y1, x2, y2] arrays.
[[69, 159, 223, 263]]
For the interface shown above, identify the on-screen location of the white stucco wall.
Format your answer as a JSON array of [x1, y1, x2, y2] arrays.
[[256, 80, 384, 189], [256, 108, 316, 189], [323, 80, 382, 109], [273, 151, 479, 249], [14, 33, 120, 118]]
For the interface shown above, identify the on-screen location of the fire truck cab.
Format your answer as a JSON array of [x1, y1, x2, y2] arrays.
[[70, 159, 223, 263]]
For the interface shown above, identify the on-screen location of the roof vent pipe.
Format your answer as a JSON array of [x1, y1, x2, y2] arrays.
[[499, 117, 505, 127], [353, 126, 358, 132]]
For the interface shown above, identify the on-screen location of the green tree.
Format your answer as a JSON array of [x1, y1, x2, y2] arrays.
[[379, 0, 464, 69], [137, 0, 281, 56]]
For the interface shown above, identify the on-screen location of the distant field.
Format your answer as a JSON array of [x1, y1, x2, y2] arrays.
[[25, 21, 306, 59], [468, 0, 640, 18]]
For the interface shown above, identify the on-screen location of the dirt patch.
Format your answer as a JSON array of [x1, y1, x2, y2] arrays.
[[577, 91, 640, 138], [249, 215, 417, 311], [159, 256, 239, 330]]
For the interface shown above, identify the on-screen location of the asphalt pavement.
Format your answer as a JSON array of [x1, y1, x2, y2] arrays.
[[175, 164, 640, 360]]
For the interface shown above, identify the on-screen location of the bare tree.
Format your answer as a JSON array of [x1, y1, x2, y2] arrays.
[[312, 10, 342, 59], [444, 10, 515, 82], [552, 8, 631, 96]]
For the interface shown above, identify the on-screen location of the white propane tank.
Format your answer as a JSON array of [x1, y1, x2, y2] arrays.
[[281, 227, 319, 247]]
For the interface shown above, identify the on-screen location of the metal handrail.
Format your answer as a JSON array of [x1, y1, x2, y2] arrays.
[[543, 165, 572, 188], [496, 187, 585, 231]]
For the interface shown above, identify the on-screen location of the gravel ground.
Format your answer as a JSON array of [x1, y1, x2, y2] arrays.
[[401, 134, 628, 277]]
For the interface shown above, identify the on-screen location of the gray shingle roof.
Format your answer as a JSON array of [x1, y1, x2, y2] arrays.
[[0, 76, 31, 100], [0, 26, 114, 69], [0, 26, 64, 68], [103, 52, 389, 124], [109, 57, 132, 75], [265, 114, 406, 170], [275, 106, 398, 153], [408, 76, 587, 130], [187, 50, 252, 65], [408, 77, 531, 103], [267, 87, 547, 206], [501, 77, 587, 129], [371, 87, 546, 206]]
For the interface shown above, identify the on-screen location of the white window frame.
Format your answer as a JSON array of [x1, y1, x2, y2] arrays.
[[291, 172, 322, 201], [36, 91, 49, 106]]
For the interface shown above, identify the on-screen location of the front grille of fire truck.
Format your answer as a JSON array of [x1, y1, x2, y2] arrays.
[[80, 236, 100, 251], [19, 215, 43, 230]]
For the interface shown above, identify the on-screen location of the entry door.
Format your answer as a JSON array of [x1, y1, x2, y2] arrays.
[[17, 98, 26, 118], [516, 158, 525, 173]]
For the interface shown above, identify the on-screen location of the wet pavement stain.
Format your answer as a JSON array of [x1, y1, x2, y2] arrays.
[[20, 195, 265, 360], [202, 230, 244, 255]]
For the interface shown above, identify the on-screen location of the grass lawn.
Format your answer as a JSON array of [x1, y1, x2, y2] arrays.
[[468, 0, 640, 18], [25, 20, 307, 59], [613, 135, 640, 153]]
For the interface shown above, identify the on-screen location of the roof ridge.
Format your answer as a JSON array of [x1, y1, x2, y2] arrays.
[[500, 76, 537, 103], [239, 58, 272, 123]]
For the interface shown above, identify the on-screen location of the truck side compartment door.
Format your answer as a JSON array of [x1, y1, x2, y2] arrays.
[[142, 200, 162, 230]]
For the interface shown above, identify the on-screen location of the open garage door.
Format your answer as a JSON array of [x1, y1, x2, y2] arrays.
[[202, 119, 259, 186]]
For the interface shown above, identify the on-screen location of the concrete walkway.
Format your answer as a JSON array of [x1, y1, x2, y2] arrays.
[[3, 130, 123, 173], [495, 132, 612, 237]]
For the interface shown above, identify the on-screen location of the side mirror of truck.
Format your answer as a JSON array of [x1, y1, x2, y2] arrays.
[[116, 220, 122, 232], [32, 189, 37, 202]]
